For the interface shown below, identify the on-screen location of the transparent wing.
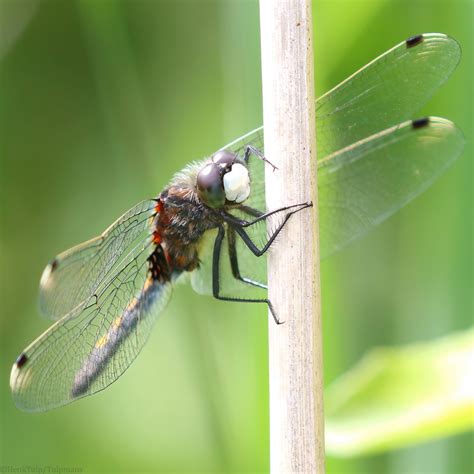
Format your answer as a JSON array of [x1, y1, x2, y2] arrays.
[[191, 117, 464, 295], [215, 33, 460, 162], [190, 32, 461, 296], [315, 33, 461, 157], [317, 117, 464, 257], [11, 245, 172, 412], [39, 200, 158, 321]]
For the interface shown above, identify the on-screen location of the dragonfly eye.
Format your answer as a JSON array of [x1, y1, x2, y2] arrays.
[[212, 150, 237, 167], [196, 163, 226, 208]]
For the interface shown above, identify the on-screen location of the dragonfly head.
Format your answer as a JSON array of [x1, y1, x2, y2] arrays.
[[196, 150, 250, 209]]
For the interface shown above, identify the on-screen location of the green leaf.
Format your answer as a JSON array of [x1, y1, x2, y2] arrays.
[[325, 329, 474, 457]]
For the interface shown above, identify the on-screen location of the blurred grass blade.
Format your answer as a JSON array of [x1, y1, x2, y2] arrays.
[[76, 0, 155, 166], [325, 329, 474, 457], [0, 0, 39, 59]]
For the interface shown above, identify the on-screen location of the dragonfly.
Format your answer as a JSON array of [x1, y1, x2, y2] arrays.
[[10, 33, 464, 412]]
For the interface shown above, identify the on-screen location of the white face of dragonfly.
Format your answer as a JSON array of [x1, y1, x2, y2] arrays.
[[223, 163, 250, 203]]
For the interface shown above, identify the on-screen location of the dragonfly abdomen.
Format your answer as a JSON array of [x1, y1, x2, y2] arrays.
[[71, 277, 167, 398], [71, 245, 172, 399]]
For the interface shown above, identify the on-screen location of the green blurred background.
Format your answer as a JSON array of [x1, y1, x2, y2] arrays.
[[0, 0, 472, 472]]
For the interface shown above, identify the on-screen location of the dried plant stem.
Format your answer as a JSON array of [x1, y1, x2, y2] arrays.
[[260, 0, 325, 472]]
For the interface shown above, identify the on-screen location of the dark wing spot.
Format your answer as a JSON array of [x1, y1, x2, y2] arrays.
[[406, 34, 424, 49], [412, 117, 430, 129], [50, 258, 58, 272], [15, 353, 28, 368]]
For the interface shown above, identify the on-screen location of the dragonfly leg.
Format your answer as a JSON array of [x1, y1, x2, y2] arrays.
[[243, 145, 278, 171], [237, 205, 264, 219], [212, 225, 281, 324], [228, 202, 312, 256], [227, 226, 267, 290], [224, 202, 311, 228]]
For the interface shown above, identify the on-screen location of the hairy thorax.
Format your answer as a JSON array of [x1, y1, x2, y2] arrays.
[[155, 185, 219, 273]]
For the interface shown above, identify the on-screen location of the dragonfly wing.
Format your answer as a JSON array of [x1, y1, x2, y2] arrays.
[[217, 33, 461, 166], [208, 33, 460, 213], [11, 247, 172, 411], [318, 117, 464, 258], [316, 33, 461, 157], [39, 200, 158, 320], [190, 34, 462, 297]]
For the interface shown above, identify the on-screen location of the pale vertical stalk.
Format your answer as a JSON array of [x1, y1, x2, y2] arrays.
[[259, 1, 325, 473]]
